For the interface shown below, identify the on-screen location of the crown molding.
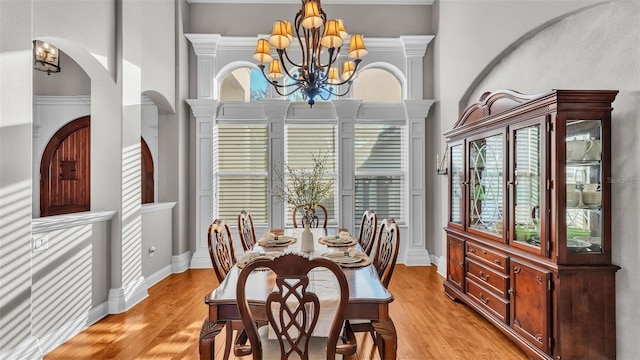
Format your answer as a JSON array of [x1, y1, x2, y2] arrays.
[[188, 0, 433, 5]]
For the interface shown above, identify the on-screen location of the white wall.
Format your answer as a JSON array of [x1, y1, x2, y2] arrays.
[[465, 2, 640, 357], [431, 0, 603, 268]]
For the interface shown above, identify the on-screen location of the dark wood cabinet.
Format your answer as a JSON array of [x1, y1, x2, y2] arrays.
[[443, 90, 620, 360]]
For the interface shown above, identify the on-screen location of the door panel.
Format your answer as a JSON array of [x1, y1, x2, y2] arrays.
[[40, 116, 90, 217], [510, 259, 552, 354]]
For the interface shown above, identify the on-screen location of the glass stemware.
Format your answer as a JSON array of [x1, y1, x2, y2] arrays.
[[574, 169, 587, 208]]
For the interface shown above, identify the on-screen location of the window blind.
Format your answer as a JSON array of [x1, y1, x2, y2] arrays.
[[285, 125, 337, 224], [215, 125, 268, 223], [354, 125, 405, 225]]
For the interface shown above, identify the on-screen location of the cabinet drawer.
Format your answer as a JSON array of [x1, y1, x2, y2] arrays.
[[466, 242, 508, 273], [466, 258, 509, 298], [466, 279, 509, 324]]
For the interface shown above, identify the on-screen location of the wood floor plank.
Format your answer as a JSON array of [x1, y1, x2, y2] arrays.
[[45, 265, 528, 359]]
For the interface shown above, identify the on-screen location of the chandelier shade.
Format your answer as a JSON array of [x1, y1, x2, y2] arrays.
[[33, 40, 61, 75], [253, 0, 367, 107]]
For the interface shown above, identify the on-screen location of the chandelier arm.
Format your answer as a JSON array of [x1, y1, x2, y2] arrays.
[[276, 50, 304, 83], [258, 64, 301, 90], [273, 84, 304, 97]]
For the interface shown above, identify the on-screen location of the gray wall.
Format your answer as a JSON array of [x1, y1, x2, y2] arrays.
[[466, 2, 640, 358]]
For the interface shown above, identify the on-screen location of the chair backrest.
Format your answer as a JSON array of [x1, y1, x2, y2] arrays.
[[238, 210, 257, 252], [357, 210, 378, 256], [207, 219, 237, 283], [292, 204, 328, 229], [236, 253, 349, 360], [372, 218, 400, 288]]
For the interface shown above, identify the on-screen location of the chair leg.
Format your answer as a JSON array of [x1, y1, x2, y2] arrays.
[[223, 320, 233, 360], [369, 329, 377, 346]]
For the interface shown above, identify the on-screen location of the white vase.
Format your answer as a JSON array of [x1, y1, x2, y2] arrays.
[[301, 223, 314, 252]]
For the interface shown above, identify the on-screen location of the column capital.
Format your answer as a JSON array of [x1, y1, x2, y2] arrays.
[[404, 99, 435, 119], [185, 34, 222, 56], [186, 99, 218, 118], [400, 35, 435, 57]]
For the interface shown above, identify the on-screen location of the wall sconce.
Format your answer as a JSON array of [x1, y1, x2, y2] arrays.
[[33, 40, 61, 75], [436, 147, 448, 175]]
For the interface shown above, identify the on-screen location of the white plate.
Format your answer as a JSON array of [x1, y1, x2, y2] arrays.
[[323, 252, 363, 264], [567, 238, 591, 249]]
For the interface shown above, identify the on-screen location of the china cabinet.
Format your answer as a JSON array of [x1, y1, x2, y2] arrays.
[[443, 89, 619, 360]]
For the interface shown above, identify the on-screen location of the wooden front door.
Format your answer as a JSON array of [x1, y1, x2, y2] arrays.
[[141, 137, 154, 204], [40, 116, 90, 217]]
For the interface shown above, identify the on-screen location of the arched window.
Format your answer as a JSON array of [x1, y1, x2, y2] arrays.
[[352, 68, 402, 102], [219, 67, 269, 102]]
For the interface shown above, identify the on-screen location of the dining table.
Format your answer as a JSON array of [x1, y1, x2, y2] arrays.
[[199, 228, 397, 359]]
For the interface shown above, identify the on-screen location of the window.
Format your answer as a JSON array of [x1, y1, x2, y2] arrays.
[[352, 68, 402, 102], [354, 124, 405, 225], [219, 67, 268, 102], [214, 125, 268, 223], [285, 124, 337, 224]]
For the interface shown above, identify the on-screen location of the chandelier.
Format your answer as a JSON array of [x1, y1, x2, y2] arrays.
[[33, 40, 61, 75], [253, 0, 368, 107]]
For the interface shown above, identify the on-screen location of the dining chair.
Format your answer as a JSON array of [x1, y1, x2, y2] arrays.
[[351, 218, 400, 356], [238, 210, 257, 252], [236, 253, 357, 360], [357, 210, 378, 256], [292, 204, 328, 229], [202, 219, 251, 360]]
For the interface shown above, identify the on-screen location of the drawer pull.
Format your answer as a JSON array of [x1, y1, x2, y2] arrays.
[[494, 259, 501, 265], [479, 293, 490, 304], [479, 271, 490, 282], [469, 249, 476, 254]]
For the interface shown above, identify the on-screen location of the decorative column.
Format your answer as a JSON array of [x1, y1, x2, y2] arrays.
[[404, 100, 435, 266], [333, 100, 362, 233], [186, 99, 218, 268], [400, 35, 434, 100], [263, 100, 290, 230]]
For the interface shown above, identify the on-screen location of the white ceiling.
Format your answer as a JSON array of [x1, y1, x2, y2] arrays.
[[187, 0, 434, 5]]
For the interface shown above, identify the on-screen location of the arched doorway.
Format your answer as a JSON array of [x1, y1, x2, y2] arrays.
[[39, 116, 90, 217]]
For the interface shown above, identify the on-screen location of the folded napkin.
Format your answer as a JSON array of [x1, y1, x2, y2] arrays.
[[237, 250, 283, 268], [318, 231, 355, 244]]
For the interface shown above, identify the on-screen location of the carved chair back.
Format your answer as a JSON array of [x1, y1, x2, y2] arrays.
[[292, 204, 328, 229], [238, 210, 257, 252], [208, 219, 237, 283], [357, 210, 378, 256], [372, 218, 400, 288], [236, 253, 350, 360]]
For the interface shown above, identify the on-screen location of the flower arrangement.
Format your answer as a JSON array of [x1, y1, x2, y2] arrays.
[[272, 151, 333, 224]]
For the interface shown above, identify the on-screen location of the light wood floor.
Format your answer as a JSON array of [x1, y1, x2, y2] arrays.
[[45, 265, 528, 359]]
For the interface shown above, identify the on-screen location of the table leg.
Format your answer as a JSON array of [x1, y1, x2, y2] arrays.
[[199, 318, 225, 360], [372, 318, 397, 360]]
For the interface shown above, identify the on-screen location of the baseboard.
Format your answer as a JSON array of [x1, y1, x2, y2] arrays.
[[39, 302, 108, 355], [404, 248, 432, 266], [0, 336, 41, 360], [189, 249, 213, 269], [108, 276, 149, 314], [171, 251, 192, 273], [431, 255, 446, 278], [145, 265, 172, 289]]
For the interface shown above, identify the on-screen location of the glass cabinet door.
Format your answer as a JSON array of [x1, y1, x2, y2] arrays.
[[468, 134, 504, 240], [512, 124, 544, 253], [449, 144, 464, 227], [565, 119, 603, 255]]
